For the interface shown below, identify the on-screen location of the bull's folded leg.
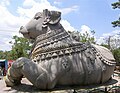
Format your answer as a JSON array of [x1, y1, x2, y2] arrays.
[[5, 57, 41, 87], [5, 67, 23, 87], [5, 57, 56, 89]]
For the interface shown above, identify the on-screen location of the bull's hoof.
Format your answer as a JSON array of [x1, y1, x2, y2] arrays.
[[5, 76, 15, 87], [5, 76, 21, 87]]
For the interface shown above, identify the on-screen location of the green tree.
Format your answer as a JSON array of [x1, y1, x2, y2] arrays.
[[100, 44, 109, 49], [101, 39, 120, 65], [111, 0, 120, 27], [68, 30, 95, 43], [0, 50, 5, 59], [79, 30, 95, 43], [112, 48, 120, 65], [0, 50, 12, 60], [9, 36, 32, 60]]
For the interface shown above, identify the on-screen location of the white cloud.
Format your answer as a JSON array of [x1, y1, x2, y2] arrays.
[[60, 20, 76, 31], [54, 1, 62, 6], [17, 0, 57, 18], [79, 26, 120, 46], [102, 30, 120, 37], [0, 5, 18, 50], [0, 0, 10, 6], [112, 30, 120, 34], [96, 36, 105, 44], [80, 25, 92, 36], [61, 5, 79, 15], [102, 33, 111, 37], [104, 30, 120, 38], [23, 0, 36, 7], [96, 30, 120, 45], [0, 1, 29, 51], [0, 33, 13, 51], [0, 43, 12, 51], [0, 0, 79, 51], [17, 0, 79, 18]]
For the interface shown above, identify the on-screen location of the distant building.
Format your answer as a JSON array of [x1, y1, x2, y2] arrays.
[[8, 60, 14, 68], [0, 59, 8, 76], [0, 59, 14, 76]]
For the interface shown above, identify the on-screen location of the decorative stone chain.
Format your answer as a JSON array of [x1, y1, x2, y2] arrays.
[[91, 45, 116, 66]]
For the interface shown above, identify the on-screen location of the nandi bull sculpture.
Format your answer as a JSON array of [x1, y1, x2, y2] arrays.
[[5, 9, 116, 89]]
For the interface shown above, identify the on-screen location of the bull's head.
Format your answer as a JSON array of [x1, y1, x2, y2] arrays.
[[19, 9, 61, 39]]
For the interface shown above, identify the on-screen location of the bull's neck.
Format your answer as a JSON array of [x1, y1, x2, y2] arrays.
[[31, 24, 71, 56], [35, 24, 70, 45]]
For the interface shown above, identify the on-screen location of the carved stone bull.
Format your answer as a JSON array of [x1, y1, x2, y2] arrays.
[[5, 9, 116, 89]]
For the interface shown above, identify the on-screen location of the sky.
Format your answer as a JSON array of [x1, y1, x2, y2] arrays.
[[0, 0, 120, 51]]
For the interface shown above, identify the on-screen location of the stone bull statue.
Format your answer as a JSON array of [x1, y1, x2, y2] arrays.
[[5, 9, 116, 89]]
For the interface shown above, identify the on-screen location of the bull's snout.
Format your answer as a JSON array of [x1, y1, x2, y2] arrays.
[[19, 26, 28, 34]]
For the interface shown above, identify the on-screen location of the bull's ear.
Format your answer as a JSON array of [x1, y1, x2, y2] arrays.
[[48, 11, 61, 24], [42, 9, 61, 27]]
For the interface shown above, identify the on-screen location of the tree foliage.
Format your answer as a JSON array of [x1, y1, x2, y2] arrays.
[[100, 44, 109, 49], [111, 0, 120, 9], [101, 35, 120, 65], [0, 36, 32, 60], [68, 30, 95, 43], [111, 0, 120, 27], [79, 30, 95, 43], [112, 48, 120, 65], [10, 36, 32, 59], [101, 43, 120, 65], [111, 18, 120, 27]]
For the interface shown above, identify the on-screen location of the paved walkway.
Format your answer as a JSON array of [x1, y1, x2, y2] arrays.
[[0, 75, 120, 93]]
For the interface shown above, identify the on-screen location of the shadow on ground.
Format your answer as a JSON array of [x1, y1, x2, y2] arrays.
[[6, 78, 118, 93]]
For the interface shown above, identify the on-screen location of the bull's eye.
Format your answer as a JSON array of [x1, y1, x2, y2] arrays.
[[34, 16, 41, 20]]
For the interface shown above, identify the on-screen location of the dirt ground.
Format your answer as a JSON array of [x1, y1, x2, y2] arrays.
[[0, 75, 120, 93]]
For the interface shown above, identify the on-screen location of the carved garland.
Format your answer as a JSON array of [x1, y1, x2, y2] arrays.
[[32, 42, 115, 66], [32, 43, 88, 62], [31, 29, 116, 66]]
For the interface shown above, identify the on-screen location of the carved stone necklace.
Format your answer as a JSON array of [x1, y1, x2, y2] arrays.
[[30, 28, 88, 61], [30, 28, 116, 66]]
